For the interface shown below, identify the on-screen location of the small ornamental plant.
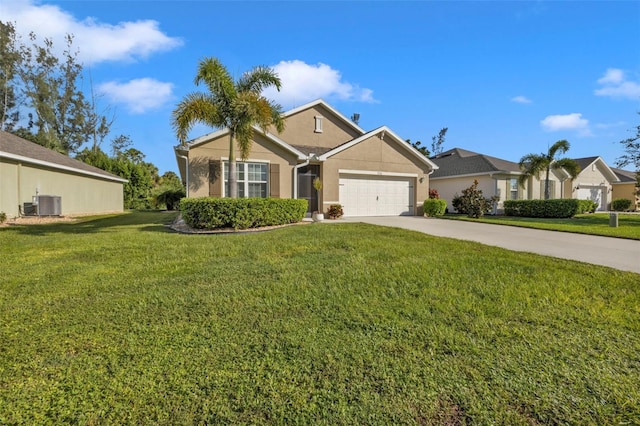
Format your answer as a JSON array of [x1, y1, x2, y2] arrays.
[[429, 188, 440, 199], [327, 204, 344, 219], [312, 177, 323, 213]]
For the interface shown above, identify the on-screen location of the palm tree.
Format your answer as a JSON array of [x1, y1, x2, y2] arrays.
[[518, 140, 581, 199], [171, 57, 285, 198]]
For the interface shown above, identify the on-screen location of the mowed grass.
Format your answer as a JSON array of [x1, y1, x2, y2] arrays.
[[443, 212, 640, 240], [1, 211, 639, 424]]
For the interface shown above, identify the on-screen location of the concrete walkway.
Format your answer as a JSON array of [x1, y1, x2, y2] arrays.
[[338, 216, 640, 274]]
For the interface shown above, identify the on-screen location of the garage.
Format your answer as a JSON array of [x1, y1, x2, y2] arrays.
[[577, 186, 607, 211], [339, 173, 414, 216]]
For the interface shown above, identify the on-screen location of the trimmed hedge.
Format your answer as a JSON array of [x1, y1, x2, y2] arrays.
[[504, 199, 597, 218], [612, 198, 632, 212], [180, 197, 308, 230], [423, 199, 447, 217]]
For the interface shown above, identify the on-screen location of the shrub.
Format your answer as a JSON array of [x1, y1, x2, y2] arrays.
[[155, 189, 186, 210], [0, 212, 6, 224], [453, 180, 496, 218], [180, 197, 308, 230], [423, 199, 447, 217], [327, 204, 344, 219], [612, 198, 632, 212], [429, 188, 440, 199], [504, 199, 598, 218]]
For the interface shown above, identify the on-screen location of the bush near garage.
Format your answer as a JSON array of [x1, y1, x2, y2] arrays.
[[423, 199, 447, 217], [180, 198, 308, 230], [327, 204, 344, 219], [504, 199, 597, 218], [612, 198, 633, 212]]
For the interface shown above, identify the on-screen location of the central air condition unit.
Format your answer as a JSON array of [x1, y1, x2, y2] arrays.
[[36, 195, 62, 216], [23, 202, 37, 216]]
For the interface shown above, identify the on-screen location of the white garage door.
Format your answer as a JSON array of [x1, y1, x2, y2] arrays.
[[577, 186, 606, 211], [339, 174, 414, 216]]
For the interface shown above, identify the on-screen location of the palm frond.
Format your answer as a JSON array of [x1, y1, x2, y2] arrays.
[[171, 92, 220, 143], [547, 140, 570, 159], [236, 66, 282, 94], [195, 57, 236, 104], [553, 158, 581, 179]]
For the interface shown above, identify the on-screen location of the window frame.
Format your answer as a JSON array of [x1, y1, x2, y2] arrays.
[[223, 161, 269, 198]]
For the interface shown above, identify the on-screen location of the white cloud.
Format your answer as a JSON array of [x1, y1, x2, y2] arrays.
[[262, 60, 377, 107], [1, 0, 182, 65], [540, 113, 591, 136], [595, 68, 640, 100], [98, 78, 173, 113], [511, 95, 532, 104]]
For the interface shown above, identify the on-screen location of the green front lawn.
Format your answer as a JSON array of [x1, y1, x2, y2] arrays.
[[1, 211, 639, 424], [443, 212, 640, 239]]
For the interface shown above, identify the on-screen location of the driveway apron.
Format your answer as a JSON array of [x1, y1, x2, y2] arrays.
[[339, 216, 640, 274]]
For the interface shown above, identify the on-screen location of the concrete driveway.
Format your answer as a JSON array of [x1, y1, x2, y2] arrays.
[[338, 216, 640, 274]]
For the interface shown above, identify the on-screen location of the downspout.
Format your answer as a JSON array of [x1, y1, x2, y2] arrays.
[[177, 154, 189, 198]]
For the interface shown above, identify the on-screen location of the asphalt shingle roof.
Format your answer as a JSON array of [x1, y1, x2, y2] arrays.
[[611, 167, 638, 183], [0, 131, 125, 182], [430, 147, 522, 178]]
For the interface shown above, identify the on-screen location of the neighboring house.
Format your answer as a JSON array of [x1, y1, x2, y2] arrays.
[[568, 157, 620, 211], [611, 167, 639, 211], [174, 99, 438, 217], [429, 148, 568, 213], [0, 131, 126, 218]]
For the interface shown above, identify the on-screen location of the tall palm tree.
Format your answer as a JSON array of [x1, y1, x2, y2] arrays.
[[171, 57, 285, 198], [518, 140, 581, 199]]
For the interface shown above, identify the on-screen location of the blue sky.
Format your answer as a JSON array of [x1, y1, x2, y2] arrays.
[[2, 0, 639, 174]]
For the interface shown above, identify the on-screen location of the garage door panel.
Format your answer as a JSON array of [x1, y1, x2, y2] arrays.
[[339, 174, 414, 216]]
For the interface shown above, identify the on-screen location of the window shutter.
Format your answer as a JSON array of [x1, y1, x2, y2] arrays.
[[269, 163, 280, 198], [209, 160, 222, 197]]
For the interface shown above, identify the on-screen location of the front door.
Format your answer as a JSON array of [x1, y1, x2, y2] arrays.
[[297, 165, 319, 215]]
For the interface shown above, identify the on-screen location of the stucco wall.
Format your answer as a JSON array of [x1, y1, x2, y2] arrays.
[[1, 159, 123, 218], [272, 104, 362, 150], [187, 131, 298, 198], [430, 176, 497, 213], [320, 134, 432, 215], [612, 182, 638, 210]]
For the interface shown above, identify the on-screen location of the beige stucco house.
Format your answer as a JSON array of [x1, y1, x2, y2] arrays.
[[568, 157, 620, 211], [0, 131, 126, 218], [174, 99, 438, 217], [430, 149, 628, 213], [429, 148, 569, 213]]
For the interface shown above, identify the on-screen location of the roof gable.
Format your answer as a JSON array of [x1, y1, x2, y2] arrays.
[[319, 126, 438, 170], [0, 131, 126, 183], [283, 99, 365, 136], [572, 156, 619, 183]]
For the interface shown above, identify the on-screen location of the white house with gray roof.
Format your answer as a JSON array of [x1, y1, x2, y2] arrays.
[[0, 131, 126, 218]]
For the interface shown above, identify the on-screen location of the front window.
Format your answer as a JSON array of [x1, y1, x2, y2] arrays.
[[509, 178, 519, 200], [223, 162, 268, 198]]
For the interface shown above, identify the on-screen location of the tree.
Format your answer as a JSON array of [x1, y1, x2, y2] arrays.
[[616, 113, 640, 178], [430, 127, 448, 156], [0, 21, 112, 154], [172, 57, 285, 198], [518, 140, 580, 200], [0, 21, 22, 132], [406, 139, 429, 157]]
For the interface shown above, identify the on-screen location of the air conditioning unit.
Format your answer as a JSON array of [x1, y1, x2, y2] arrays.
[[36, 195, 62, 216], [23, 202, 37, 216]]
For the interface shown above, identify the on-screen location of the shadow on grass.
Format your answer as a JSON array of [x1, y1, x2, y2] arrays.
[[4, 211, 179, 236]]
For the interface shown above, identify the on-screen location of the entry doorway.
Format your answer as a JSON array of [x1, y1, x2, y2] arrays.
[[297, 165, 320, 215]]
